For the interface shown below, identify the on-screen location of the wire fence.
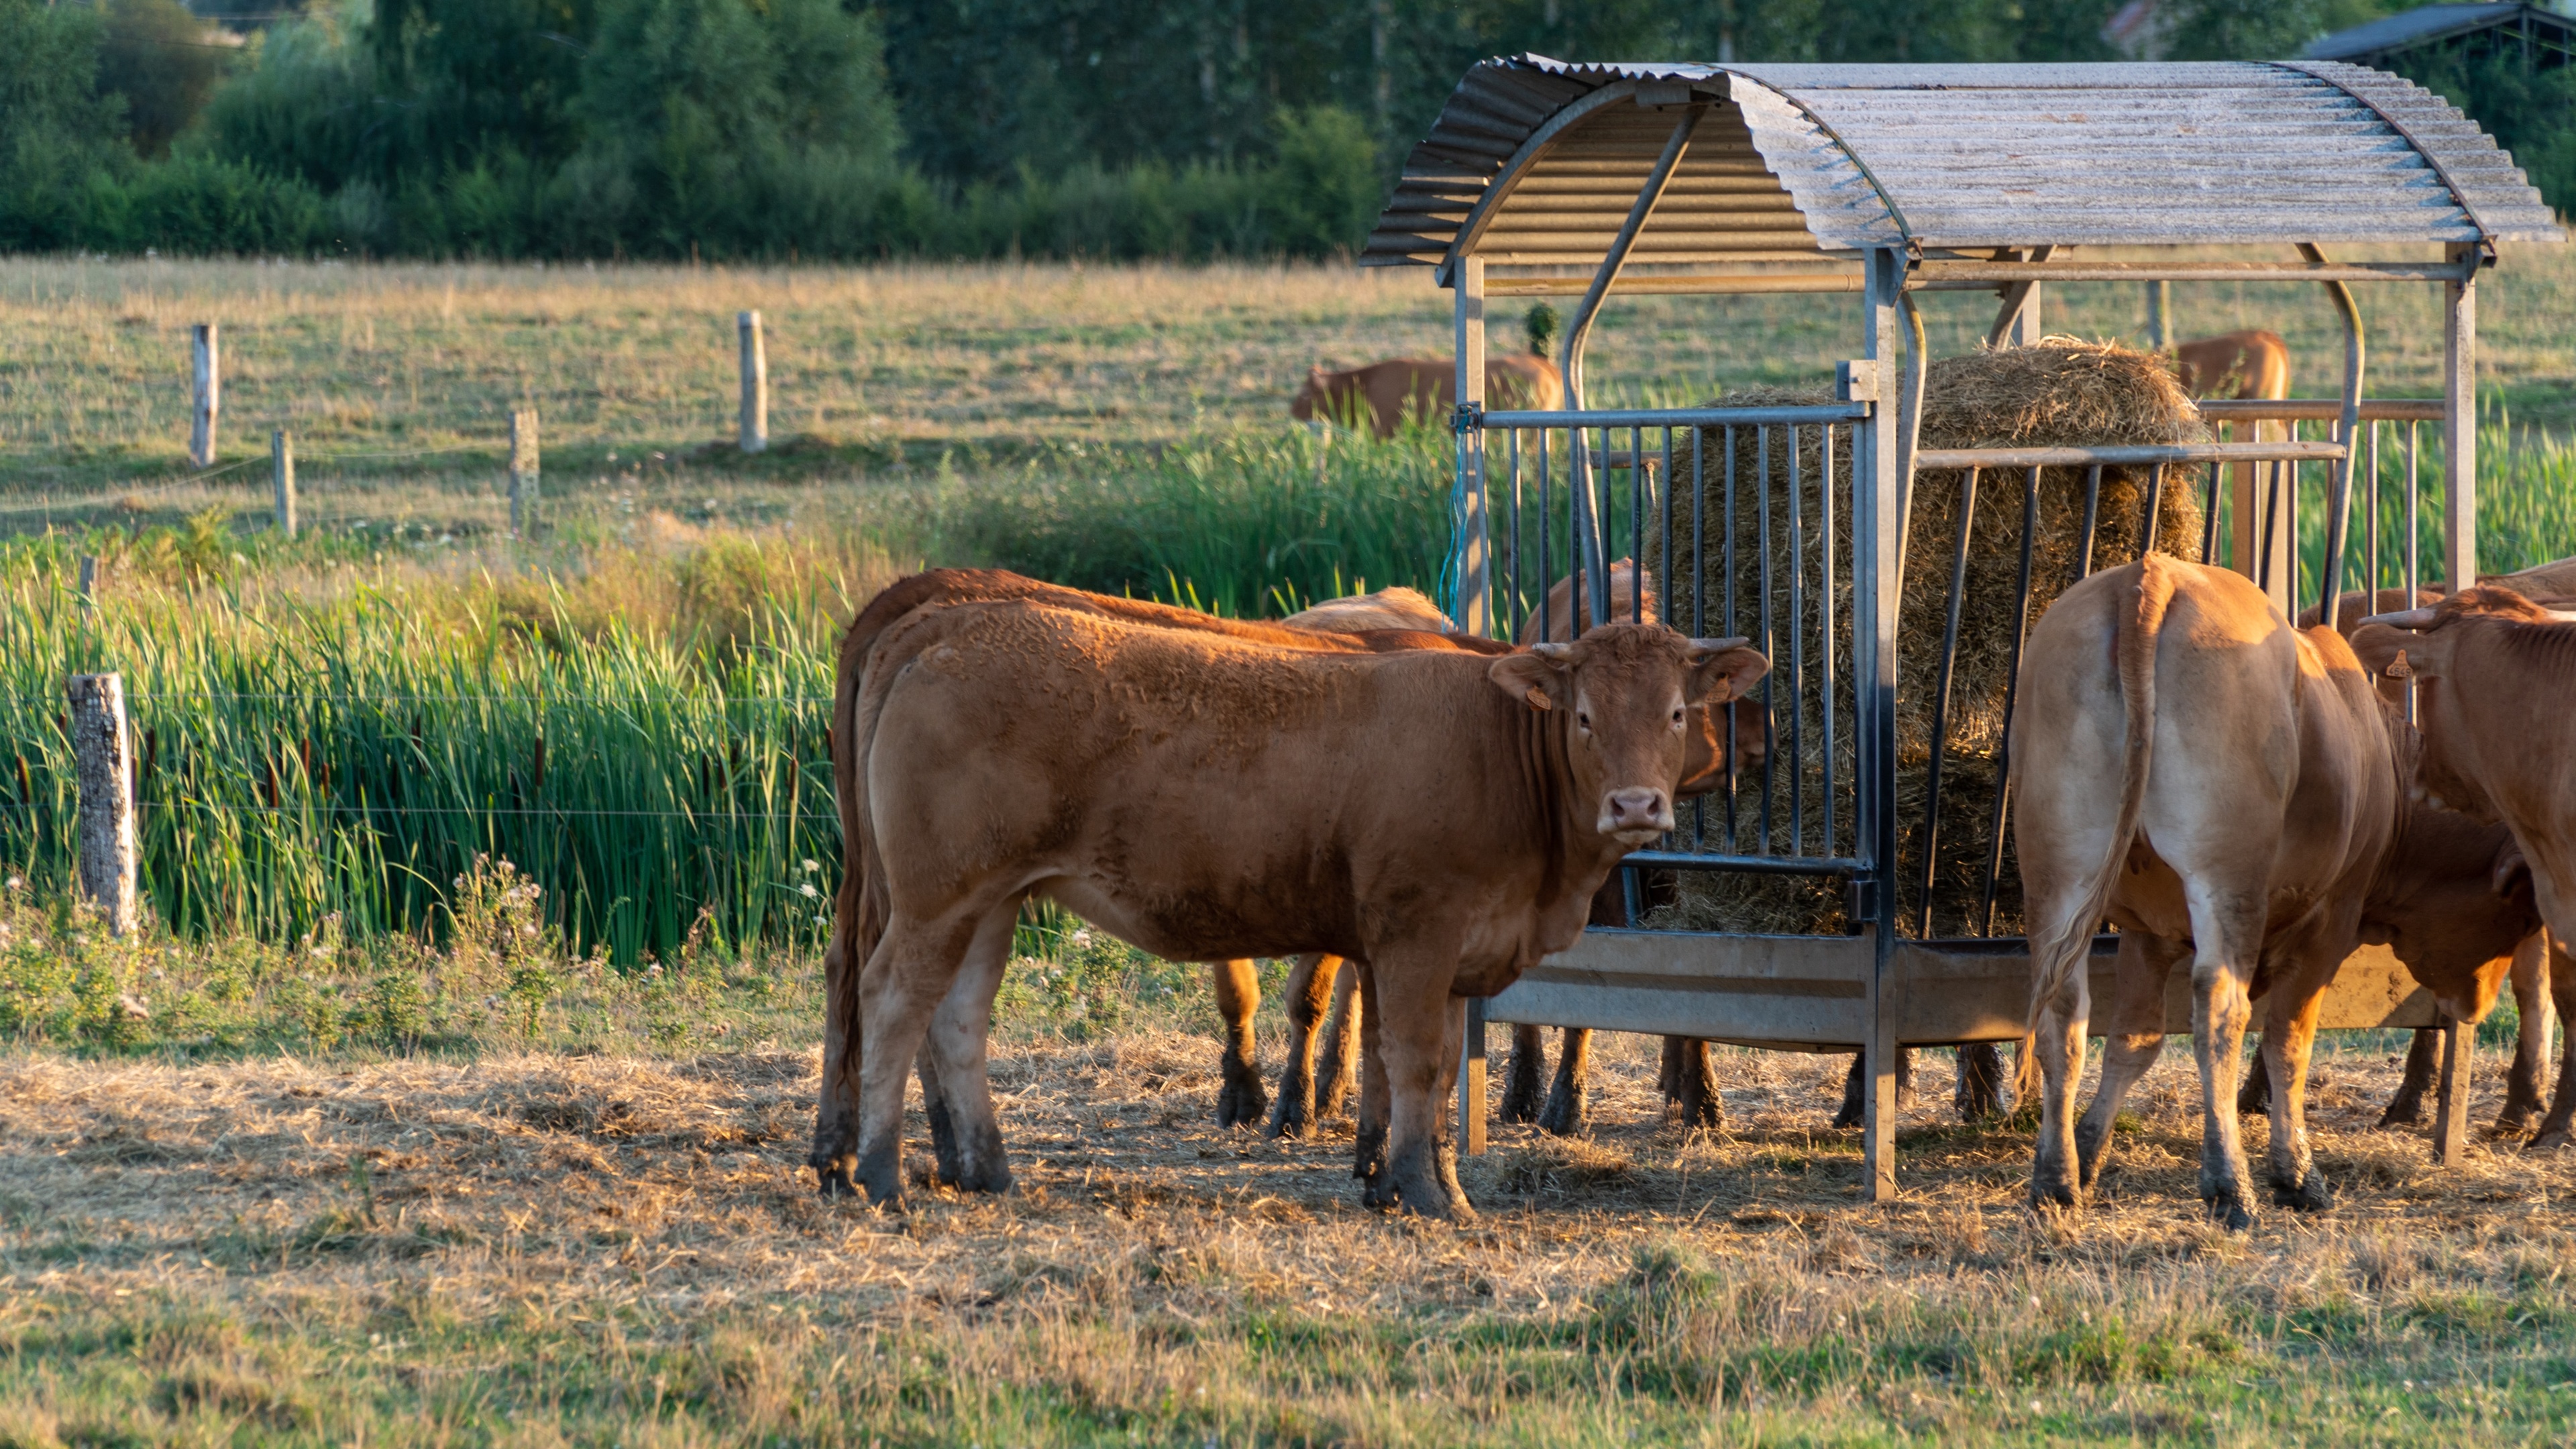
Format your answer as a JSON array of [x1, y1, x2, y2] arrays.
[[0, 440, 506, 521]]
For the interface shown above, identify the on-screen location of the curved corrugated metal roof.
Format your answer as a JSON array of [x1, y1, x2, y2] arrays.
[[2304, 3, 2572, 64], [1363, 56, 2563, 274]]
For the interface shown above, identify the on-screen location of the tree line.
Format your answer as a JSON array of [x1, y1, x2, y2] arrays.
[[0, 0, 2561, 262]]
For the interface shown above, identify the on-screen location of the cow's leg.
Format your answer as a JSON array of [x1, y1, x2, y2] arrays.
[[2075, 932, 2188, 1189], [1666, 1038, 1722, 1130], [1955, 1043, 2010, 1122], [2529, 937, 2576, 1150], [1835, 1047, 1914, 1128], [2028, 945, 2096, 1212], [1536, 1028, 1594, 1137], [2235, 1039, 2271, 1116], [919, 899, 1024, 1194], [1314, 958, 1360, 1122], [1501, 1024, 1547, 1124], [2377, 1030, 2440, 1128], [851, 906, 990, 1208], [2497, 932, 2553, 1136], [1354, 965, 1391, 1198], [916, 1044, 959, 1186], [1268, 953, 1339, 1139], [2186, 892, 2265, 1231], [810, 930, 865, 1195], [1368, 964, 1473, 1221], [1210, 958, 1267, 1129], [2258, 970, 2333, 1212], [2074, 1033, 2165, 1190]]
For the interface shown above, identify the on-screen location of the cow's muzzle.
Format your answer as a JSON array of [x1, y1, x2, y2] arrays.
[[1601, 788, 1674, 841]]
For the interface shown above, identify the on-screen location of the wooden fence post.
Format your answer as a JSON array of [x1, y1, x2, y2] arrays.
[[508, 409, 541, 536], [271, 429, 297, 539], [76, 555, 98, 607], [2433, 1013, 2471, 1168], [66, 673, 140, 936], [190, 323, 220, 468], [738, 311, 767, 454]]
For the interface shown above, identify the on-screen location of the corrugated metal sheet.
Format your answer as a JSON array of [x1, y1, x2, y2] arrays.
[[2303, 3, 2571, 64], [1362, 56, 2565, 272]]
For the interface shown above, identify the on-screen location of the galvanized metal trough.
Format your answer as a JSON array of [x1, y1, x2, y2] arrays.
[[1360, 56, 2567, 1197]]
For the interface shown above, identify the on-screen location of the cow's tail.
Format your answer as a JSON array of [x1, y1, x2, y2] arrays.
[[2024, 555, 2174, 1040]]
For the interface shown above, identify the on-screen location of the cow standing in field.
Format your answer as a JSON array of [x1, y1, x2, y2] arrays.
[[2355, 588, 2576, 1148], [1291, 356, 1564, 439], [2170, 329, 2292, 400], [841, 601, 1767, 1216], [2013, 556, 2533, 1227]]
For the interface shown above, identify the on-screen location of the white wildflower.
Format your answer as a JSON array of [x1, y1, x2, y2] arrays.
[[812, 914, 828, 926], [800, 859, 820, 874], [4, 875, 23, 892], [798, 881, 818, 898], [1069, 929, 1092, 947]]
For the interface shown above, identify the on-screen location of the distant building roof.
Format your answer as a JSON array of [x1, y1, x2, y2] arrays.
[[2304, 3, 2575, 65]]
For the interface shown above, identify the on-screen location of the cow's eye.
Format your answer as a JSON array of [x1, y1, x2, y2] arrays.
[[1671, 708, 1685, 726], [1576, 711, 1591, 731]]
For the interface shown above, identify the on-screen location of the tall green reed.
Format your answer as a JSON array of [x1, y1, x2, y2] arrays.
[[0, 569, 835, 966]]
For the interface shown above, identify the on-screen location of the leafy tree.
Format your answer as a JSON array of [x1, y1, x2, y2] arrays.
[[97, 0, 229, 158]]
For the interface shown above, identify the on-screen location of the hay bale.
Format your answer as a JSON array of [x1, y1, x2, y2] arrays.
[[1644, 339, 2208, 938]]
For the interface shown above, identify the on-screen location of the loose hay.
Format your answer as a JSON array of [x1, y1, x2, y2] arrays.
[[1646, 339, 2208, 936]]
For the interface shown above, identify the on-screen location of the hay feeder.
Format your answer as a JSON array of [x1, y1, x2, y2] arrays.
[[1361, 56, 2565, 1196]]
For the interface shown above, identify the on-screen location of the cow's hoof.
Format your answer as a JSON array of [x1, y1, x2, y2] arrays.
[[1216, 1078, 1269, 1130], [2271, 1171, 2331, 1212], [1500, 1067, 1544, 1124], [2201, 1190, 2255, 1233], [1672, 1090, 1722, 1132], [2492, 1106, 2539, 1138], [816, 1163, 859, 1199], [1266, 1093, 1316, 1141], [2375, 1098, 2427, 1130], [1353, 1124, 1388, 1183], [2529, 1126, 2572, 1152]]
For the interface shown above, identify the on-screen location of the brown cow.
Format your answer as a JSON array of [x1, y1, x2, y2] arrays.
[[2355, 588, 2576, 1148], [2235, 586, 2555, 1134], [2015, 556, 2523, 1227], [2171, 329, 2291, 400], [1291, 356, 1564, 439], [808, 568, 1518, 1186], [845, 602, 1768, 1216]]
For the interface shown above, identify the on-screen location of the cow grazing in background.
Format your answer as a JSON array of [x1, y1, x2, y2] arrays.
[[844, 601, 1767, 1216], [2013, 556, 2530, 1228], [2171, 329, 2291, 400], [1291, 356, 1564, 439], [2355, 588, 2576, 1149]]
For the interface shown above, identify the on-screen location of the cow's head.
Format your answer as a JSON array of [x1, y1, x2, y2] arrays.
[[2354, 588, 2576, 818], [2363, 807, 2538, 1017], [1488, 623, 1770, 845], [1288, 366, 1330, 423]]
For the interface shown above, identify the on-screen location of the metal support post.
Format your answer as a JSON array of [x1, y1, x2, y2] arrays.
[[1458, 997, 1488, 1157], [189, 323, 219, 468], [1985, 247, 2052, 348], [2146, 279, 2171, 351], [270, 430, 297, 539], [2443, 250, 2478, 589], [738, 310, 769, 454], [2298, 244, 2365, 616], [1860, 247, 1906, 1203], [2433, 1013, 2471, 1167], [1454, 256, 1491, 637], [66, 674, 140, 936]]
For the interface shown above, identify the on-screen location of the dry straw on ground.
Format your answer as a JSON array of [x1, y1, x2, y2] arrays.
[[1648, 339, 2207, 936], [3, 1024, 2572, 1442]]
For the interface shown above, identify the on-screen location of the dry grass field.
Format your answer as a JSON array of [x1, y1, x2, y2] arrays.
[[5, 250, 2576, 1444], [4, 246, 2573, 535], [5, 1000, 2575, 1446]]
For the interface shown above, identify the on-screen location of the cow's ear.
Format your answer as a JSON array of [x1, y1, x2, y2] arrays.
[[1490, 645, 1572, 710], [2493, 840, 2532, 900], [2351, 623, 2437, 682], [1684, 638, 1770, 704]]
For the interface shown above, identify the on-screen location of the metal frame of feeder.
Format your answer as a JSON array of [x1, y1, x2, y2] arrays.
[[1362, 57, 2567, 1196]]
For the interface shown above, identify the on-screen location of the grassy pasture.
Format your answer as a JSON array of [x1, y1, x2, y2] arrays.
[[3, 253, 2576, 1443]]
